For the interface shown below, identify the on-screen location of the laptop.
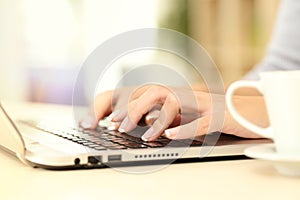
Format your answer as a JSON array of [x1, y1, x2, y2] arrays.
[[0, 101, 270, 170]]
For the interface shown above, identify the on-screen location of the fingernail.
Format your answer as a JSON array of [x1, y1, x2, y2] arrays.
[[165, 129, 177, 139], [145, 115, 156, 125], [118, 116, 129, 133], [107, 122, 119, 131], [107, 110, 121, 121], [141, 127, 154, 141], [80, 117, 95, 129], [145, 114, 155, 121], [98, 118, 110, 127]]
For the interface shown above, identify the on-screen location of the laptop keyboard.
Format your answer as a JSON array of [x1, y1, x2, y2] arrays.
[[19, 120, 205, 151]]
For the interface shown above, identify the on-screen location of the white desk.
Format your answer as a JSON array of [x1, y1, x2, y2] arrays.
[[1, 103, 300, 200]]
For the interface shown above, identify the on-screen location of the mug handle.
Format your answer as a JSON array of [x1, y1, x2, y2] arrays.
[[226, 81, 273, 139]]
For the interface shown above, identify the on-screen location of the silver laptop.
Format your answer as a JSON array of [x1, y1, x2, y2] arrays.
[[0, 102, 270, 170]]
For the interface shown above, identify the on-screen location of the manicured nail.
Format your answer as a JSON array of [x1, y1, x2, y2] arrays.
[[165, 129, 176, 139], [141, 127, 154, 141], [107, 122, 119, 131], [107, 110, 121, 121], [118, 116, 129, 133], [80, 117, 95, 129], [98, 118, 110, 127], [145, 114, 156, 125]]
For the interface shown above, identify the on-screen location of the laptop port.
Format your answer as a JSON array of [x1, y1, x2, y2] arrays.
[[74, 158, 80, 165], [108, 154, 122, 162], [88, 156, 102, 164]]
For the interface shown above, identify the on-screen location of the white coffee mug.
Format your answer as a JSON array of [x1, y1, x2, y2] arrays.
[[226, 70, 300, 156]]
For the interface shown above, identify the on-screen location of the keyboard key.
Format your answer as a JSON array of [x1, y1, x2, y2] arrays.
[[87, 144, 102, 148], [143, 141, 164, 148], [94, 146, 107, 151], [113, 138, 128, 143], [70, 138, 82, 142], [76, 140, 88, 144], [124, 142, 148, 148], [107, 145, 127, 150], [95, 141, 117, 147], [156, 137, 171, 145], [82, 142, 95, 146]]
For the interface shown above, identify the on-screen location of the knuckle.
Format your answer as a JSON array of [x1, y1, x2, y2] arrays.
[[147, 85, 171, 104], [94, 91, 105, 102], [166, 94, 180, 110], [147, 85, 162, 94], [127, 102, 140, 122], [166, 94, 178, 104]]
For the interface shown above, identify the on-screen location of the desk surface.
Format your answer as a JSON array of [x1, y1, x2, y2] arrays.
[[1, 102, 300, 200]]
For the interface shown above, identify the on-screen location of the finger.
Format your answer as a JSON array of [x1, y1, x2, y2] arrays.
[[169, 113, 201, 128], [118, 86, 170, 132], [107, 86, 151, 122], [145, 111, 200, 128], [112, 85, 152, 111], [130, 84, 153, 100], [141, 94, 180, 141], [105, 87, 141, 122], [145, 110, 184, 129], [80, 91, 113, 129], [93, 91, 114, 121], [145, 110, 160, 126], [84, 88, 131, 129], [79, 116, 98, 130], [106, 108, 128, 122], [164, 116, 213, 140], [98, 118, 121, 131]]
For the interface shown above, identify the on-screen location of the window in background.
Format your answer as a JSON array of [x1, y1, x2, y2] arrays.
[[187, 0, 280, 84], [154, 0, 280, 86], [0, 0, 159, 104], [0, 0, 280, 104], [0, 0, 27, 101]]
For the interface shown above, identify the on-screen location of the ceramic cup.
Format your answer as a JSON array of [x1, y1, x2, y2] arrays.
[[226, 70, 300, 157]]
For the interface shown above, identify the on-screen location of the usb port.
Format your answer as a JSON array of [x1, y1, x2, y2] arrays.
[[108, 155, 122, 162], [88, 156, 102, 164]]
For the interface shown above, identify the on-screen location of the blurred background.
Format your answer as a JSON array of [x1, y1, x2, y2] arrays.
[[0, 0, 280, 105]]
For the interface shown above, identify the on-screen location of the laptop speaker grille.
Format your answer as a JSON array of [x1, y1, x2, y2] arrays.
[[134, 153, 179, 159]]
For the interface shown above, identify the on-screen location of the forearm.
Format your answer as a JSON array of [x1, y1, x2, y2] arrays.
[[193, 90, 268, 138], [224, 95, 269, 138]]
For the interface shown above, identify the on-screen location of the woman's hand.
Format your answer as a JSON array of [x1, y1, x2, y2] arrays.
[[85, 84, 269, 141]]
